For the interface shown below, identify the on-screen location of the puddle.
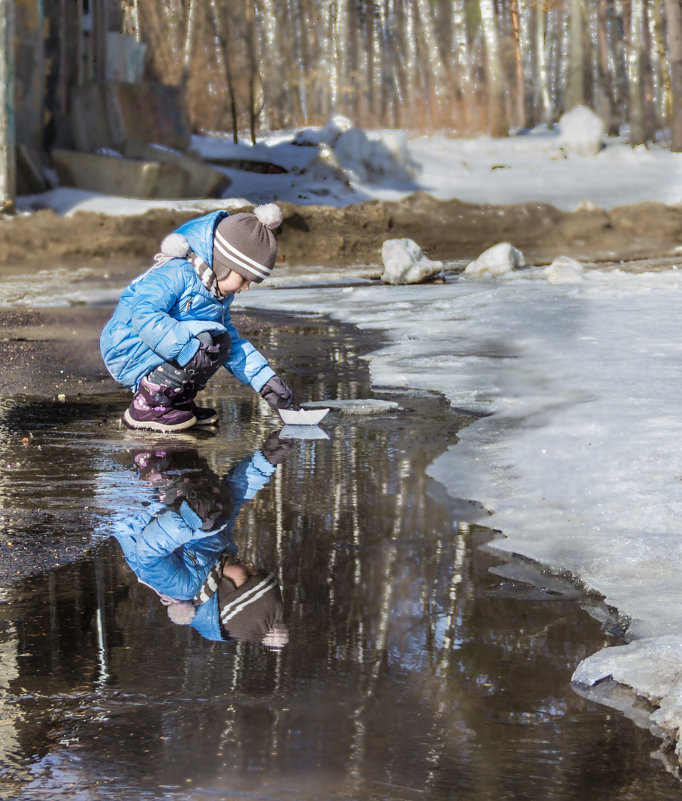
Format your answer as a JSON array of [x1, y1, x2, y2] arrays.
[[0, 317, 680, 800]]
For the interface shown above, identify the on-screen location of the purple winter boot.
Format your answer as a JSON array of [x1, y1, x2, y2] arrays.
[[175, 380, 219, 426], [124, 377, 197, 432]]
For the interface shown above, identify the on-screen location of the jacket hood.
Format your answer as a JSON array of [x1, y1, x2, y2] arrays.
[[172, 210, 230, 267]]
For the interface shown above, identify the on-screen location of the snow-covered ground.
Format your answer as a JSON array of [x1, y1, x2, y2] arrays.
[[18, 109, 682, 215], [14, 112, 682, 761]]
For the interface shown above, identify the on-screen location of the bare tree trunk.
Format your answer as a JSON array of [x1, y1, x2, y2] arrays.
[[403, 1, 421, 124], [566, 0, 584, 108], [181, 0, 198, 90], [614, 0, 630, 129], [642, 0, 658, 140], [255, 0, 283, 128], [535, 1, 552, 124], [480, 0, 508, 135], [664, 0, 682, 150], [209, 0, 239, 143], [244, 0, 263, 144], [629, 0, 645, 144], [652, 0, 672, 127], [0, 0, 14, 213], [451, 0, 476, 129], [596, 0, 618, 133], [415, 0, 449, 122], [285, 0, 309, 125], [133, 0, 141, 41], [509, 0, 526, 127]]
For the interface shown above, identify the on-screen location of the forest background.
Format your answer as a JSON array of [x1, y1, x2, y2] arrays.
[[122, 0, 682, 150]]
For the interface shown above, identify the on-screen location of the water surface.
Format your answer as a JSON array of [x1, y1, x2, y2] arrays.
[[0, 317, 679, 800]]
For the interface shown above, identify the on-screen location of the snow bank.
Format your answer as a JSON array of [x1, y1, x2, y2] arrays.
[[17, 122, 682, 215]]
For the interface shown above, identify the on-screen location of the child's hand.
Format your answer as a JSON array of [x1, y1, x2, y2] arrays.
[[259, 376, 294, 410]]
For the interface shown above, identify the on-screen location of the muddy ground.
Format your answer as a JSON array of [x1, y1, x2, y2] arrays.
[[4, 194, 682, 275]]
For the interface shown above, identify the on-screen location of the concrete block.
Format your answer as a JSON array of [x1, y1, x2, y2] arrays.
[[52, 149, 188, 198], [123, 141, 230, 198]]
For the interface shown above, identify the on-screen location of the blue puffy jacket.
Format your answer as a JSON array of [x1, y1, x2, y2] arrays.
[[112, 449, 276, 641], [100, 210, 275, 392]]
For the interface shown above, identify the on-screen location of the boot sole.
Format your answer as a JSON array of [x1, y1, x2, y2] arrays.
[[193, 413, 219, 426], [123, 409, 197, 432]]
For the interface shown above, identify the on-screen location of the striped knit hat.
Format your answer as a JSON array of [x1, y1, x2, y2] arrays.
[[212, 204, 283, 284], [218, 570, 284, 642], [167, 557, 287, 647]]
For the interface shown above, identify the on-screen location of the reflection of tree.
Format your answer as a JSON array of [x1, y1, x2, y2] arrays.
[[0, 318, 676, 797]]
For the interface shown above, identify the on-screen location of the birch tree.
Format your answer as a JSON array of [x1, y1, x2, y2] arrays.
[[509, 0, 526, 127], [628, 0, 645, 144], [534, 2, 553, 124], [479, 0, 508, 134], [566, 0, 585, 109], [664, 0, 682, 150]]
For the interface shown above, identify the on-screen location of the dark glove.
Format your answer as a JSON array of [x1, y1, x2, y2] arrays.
[[259, 375, 294, 410], [184, 338, 222, 373], [261, 431, 294, 466]]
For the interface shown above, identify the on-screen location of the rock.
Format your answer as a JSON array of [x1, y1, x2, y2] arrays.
[[464, 242, 525, 277], [558, 105, 604, 157], [544, 256, 585, 284], [381, 238, 444, 285]]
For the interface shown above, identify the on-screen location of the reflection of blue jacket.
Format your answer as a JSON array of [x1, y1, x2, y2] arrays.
[[112, 450, 276, 641], [99, 210, 275, 392]]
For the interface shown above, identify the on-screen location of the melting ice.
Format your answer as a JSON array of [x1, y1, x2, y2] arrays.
[[239, 264, 682, 744]]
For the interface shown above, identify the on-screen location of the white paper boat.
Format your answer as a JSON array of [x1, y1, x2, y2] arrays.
[[279, 407, 330, 426]]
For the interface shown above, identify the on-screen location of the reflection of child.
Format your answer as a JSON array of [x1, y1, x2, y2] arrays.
[[113, 434, 292, 647], [100, 204, 294, 432]]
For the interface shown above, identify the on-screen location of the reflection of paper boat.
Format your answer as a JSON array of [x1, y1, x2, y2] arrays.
[[279, 407, 330, 425], [280, 424, 329, 440]]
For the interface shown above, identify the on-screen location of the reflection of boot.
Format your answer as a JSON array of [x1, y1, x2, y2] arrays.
[[175, 380, 219, 426], [124, 377, 197, 432], [132, 449, 171, 482]]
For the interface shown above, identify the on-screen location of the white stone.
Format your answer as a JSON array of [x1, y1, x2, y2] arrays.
[[464, 242, 525, 277], [544, 256, 585, 284], [381, 238, 444, 285], [558, 105, 605, 157]]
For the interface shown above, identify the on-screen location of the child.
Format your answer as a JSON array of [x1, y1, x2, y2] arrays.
[[114, 434, 291, 646], [100, 204, 294, 432]]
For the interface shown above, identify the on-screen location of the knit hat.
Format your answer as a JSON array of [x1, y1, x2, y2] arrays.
[[166, 560, 288, 648], [218, 571, 285, 643], [212, 204, 283, 284]]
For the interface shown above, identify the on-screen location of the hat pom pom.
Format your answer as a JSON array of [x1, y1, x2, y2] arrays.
[[167, 602, 196, 625], [253, 203, 283, 230], [161, 233, 190, 259]]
